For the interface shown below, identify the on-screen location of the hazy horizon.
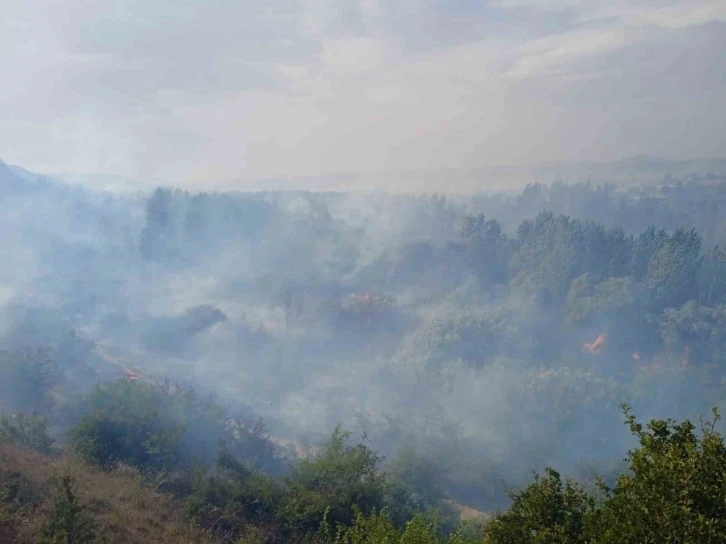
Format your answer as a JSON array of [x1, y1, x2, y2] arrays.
[[6, 153, 726, 194]]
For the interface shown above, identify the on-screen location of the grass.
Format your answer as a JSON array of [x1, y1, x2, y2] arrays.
[[0, 443, 217, 544], [445, 501, 489, 523]]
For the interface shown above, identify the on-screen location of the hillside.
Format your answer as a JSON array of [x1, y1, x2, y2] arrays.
[[4, 399, 726, 543], [0, 443, 214, 544], [3, 163, 726, 542]]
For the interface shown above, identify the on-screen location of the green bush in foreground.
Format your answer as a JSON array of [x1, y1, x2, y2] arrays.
[[595, 405, 726, 543], [42, 472, 100, 544], [319, 506, 477, 544], [483, 468, 596, 544], [484, 405, 726, 544], [18, 377, 726, 544]]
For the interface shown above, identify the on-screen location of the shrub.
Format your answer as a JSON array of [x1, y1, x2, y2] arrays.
[[68, 379, 280, 474], [0, 469, 42, 516], [483, 405, 726, 543], [384, 447, 459, 534], [42, 472, 100, 544], [319, 506, 477, 544], [0, 413, 55, 454], [397, 308, 538, 372], [280, 427, 390, 533], [68, 380, 186, 472], [595, 405, 726, 543], [185, 440, 283, 540], [483, 468, 597, 544]]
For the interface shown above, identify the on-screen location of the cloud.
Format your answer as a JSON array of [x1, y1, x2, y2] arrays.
[[1, 0, 725, 190], [502, 28, 632, 79]]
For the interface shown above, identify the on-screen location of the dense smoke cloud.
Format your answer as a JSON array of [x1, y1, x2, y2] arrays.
[[2, 161, 726, 508]]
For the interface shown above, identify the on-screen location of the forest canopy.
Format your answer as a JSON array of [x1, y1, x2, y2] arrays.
[[2, 163, 726, 541]]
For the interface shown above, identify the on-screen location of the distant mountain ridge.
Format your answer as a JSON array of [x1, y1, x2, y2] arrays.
[[3, 155, 726, 195], [0, 160, 153, 194]]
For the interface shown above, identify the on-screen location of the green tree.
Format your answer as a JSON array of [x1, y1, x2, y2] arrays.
[[385, 447, 445, 510], [183, 192, 209, 243], [698, 245, 726, 305], [68, 380, 186, 472], [460, 214, 510, 285], [321, 506, 475, 544], [658, 301, 726, 368], [68, 380, 278, 474], [645, 228, 702, 309], [629, 226, 668, 281], [483, 468, 596, 544], [511, 213, 631, 305], [281, 426, 389, 532], [185, 440, 283, 540], [139, 187, 176, 261], [399, 307, 537, 372], [596, 405, 726, 543], [565, 275, 657, 364]]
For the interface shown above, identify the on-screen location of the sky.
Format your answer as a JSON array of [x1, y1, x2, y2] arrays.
[[2, 0, 725, 190]]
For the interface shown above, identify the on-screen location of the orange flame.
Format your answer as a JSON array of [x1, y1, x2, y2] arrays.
[[584, 333, 606, 354], [123, 368, 143, 381]]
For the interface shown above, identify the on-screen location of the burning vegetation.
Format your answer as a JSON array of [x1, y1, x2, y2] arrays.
[[584, 333, 607, 354]]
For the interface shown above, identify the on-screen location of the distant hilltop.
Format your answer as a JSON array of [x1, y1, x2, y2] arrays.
[[3, 155, 726, 195]]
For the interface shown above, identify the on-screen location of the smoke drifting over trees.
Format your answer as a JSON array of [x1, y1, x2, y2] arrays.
[[2, 159, 726, 540]]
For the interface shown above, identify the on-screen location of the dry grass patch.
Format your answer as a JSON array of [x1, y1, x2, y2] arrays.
[[0, 443, 217, 543]]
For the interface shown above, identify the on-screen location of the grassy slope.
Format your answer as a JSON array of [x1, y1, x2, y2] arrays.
[[0, 443, 216, 544]]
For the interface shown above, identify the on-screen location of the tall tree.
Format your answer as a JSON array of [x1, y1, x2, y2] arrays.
[[629, 226, 668, 281], [698, 245, 726, 306], [460, 214, 510, 286], [139, 187, 175, 261], [645, 228, 702, 309]]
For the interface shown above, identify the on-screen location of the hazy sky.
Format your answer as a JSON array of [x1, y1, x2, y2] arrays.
[[2, 0, 725, 189]]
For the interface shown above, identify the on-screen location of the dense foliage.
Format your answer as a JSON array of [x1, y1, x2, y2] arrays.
[[3, 166, 726, 541], [484, 406, 726, 544], [68, 380, 280, 474], [6, 400, 726, 543]]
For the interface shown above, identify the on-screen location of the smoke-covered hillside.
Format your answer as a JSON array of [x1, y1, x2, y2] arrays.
[[2, 161, 726, 515]]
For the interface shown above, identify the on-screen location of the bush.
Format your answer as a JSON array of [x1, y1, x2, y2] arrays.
[[0, 413, 55, 454], [484, 405, 726, 543], [185, 430, 453, 542], [319, 506, 477, 544], [658, 301, 726, 368], [185, 440, 283, 540], [397, 308, 538, 372], [68, 379, 280, 474], [385, 447, 445, 507], [280, 426, 391, 533], [0, 469, 42, 516], [595, 405, 726, 543], [483, 468, 596, 544], [68, 380, 186, 472], [384, 447, 459, 534], [42, 472, 100, 544]]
